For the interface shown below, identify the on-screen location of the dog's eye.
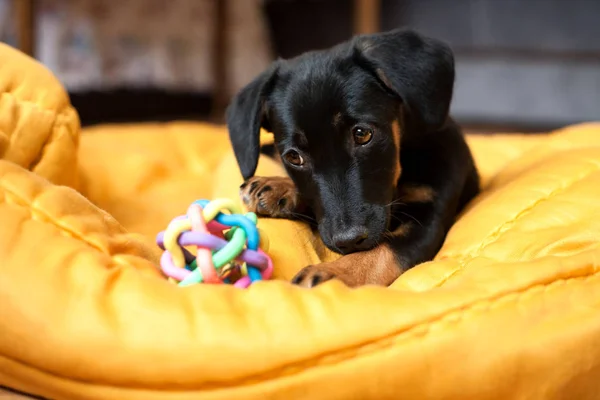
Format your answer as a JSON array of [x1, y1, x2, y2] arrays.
[[352, 126, 373, 145], [283, 150, 304, 166]]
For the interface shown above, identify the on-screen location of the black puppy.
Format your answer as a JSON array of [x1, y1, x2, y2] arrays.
[[226, 28, 479, 288]]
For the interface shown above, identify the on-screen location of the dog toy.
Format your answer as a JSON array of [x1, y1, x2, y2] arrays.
[[156, 198, 273, 288]]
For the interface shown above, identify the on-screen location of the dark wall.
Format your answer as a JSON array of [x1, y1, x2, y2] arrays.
[[264, 0, 600, 130], [74, 0, 600, 130], [380, 0, 600, 129], [264, 0, 353, 58]]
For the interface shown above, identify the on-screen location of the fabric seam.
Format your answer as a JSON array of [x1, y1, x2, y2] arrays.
[[0, 178, 113, 256], [434, 160, 600, 287], [0, 92, 78, 173]]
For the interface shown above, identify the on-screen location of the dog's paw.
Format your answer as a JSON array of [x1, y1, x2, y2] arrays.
[[291, 265, 337, 288], [240, 176, 298, 218]]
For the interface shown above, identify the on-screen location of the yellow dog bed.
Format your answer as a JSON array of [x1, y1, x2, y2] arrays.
[[1, 43, 600, 400]]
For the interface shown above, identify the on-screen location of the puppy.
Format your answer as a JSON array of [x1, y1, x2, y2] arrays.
[[226, 28, 480, 288]]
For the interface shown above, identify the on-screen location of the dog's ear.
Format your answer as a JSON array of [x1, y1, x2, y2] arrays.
[[226, 63, 279, 180], [353, 29, 455, 131]]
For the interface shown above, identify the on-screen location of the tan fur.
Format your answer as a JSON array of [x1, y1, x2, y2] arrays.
[[389, 222, 412, 237], [391, 120, 402, 183], [292, 244, 402, 288], [240, 176, 298, 217], [399, 184, 435, 203], [332, 112, 343, 127], [375, 67, 393, 89]]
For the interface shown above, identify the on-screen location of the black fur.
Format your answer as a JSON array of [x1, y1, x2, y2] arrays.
[[226, 64, 279, 180], [226, 28, 479, 278]]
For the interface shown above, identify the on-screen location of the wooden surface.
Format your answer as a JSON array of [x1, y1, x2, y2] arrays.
[[14, 0, 34, 56], [210, 0, 229, 122], [353, 0, 381, 34]]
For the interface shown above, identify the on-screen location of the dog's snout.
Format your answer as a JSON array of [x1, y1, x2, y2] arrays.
[[332, 226, 369, 254]]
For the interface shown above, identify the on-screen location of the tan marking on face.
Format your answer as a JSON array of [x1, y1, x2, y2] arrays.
[[389, 222, 412, 238], [376, 68, 393, 90], [292, 244, 402, 288], [391, 120, 402, 183], [399, 184, 435, 203], [332, 112, 343, 127]]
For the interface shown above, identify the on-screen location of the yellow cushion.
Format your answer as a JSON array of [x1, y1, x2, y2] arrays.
[[1, 43, 600, 400]]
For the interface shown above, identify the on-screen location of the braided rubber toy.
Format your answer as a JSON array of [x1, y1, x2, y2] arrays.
[[156, 198, 273, 288]]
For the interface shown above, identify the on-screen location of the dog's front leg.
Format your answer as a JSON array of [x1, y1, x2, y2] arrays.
[[291, 222, 442, 288], [239, 176, 308, 219], [291, 193, 449, 288], [291, 244, 403, 288]]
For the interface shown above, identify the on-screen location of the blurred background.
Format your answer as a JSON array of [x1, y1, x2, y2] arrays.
[[1, 0, 599, 132]]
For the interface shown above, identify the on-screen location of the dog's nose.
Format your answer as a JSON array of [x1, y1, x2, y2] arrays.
[[332, 226, 369, 254]]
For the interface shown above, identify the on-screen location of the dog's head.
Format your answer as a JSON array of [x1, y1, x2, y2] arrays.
[[226, 29, 455, 254]]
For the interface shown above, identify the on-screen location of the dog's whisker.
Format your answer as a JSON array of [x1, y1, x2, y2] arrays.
[[389, 214, 404, 223], [385, 200, 407, 208], [398, 211, 423, 227], [290, 212, 317, 224]]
